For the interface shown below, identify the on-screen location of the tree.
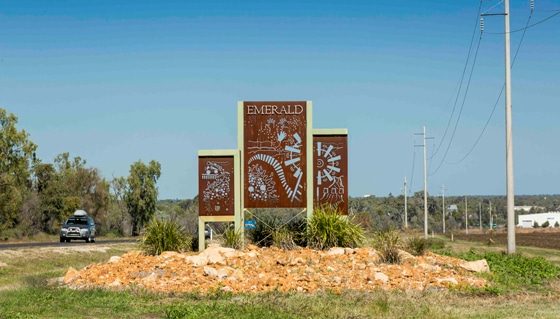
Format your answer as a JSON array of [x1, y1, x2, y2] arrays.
[[0, 108, 37, 233], [106, 176, 130, 236], [125, 160, 161, 236], [33, 154, 110, 234]]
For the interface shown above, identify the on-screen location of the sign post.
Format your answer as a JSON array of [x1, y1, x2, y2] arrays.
[[198, 149, 242, 251]]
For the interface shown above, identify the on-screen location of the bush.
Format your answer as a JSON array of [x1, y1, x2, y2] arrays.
[[249, 214, 307, 248], [141, 219, 192, 256], [406, 237, 428, 256], [541, 221, 550, 228], [427, 238, 446, 250], [306, 206, 365, 250], [373, 230, 402, 264], [555, 221, 560, 228], [272, 228, 297, 250], [249, 214, 282, 247], [223, 225, 243, 250], [533, 221, 539, 228], [458, 250, 560, 290]]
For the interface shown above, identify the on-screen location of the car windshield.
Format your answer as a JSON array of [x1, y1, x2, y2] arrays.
[[65, 217, 88, 225]]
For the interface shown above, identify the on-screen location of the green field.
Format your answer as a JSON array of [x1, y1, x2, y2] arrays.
[[0, 240, 559, 319]]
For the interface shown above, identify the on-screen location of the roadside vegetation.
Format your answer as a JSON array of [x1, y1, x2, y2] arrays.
[[1, 237, 560, 318], [141, 219, 192, 256]]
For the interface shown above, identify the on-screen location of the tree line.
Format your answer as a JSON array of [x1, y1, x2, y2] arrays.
[[0, 108, 161, 238], [3, 107, 559, 239]]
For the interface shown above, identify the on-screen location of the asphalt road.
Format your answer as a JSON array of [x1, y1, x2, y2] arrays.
[[0, 239, 137, 250]]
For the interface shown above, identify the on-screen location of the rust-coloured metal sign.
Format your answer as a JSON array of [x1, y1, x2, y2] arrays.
[[243, 101, 308, 208], [313, 134, 348, 214], [198, 156, 235, 216]]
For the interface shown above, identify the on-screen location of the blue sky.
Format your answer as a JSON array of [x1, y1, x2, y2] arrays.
[[1, 0, 559, 199]]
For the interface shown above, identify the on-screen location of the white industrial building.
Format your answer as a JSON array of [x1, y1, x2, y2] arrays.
[[517, 212, 560, 228]]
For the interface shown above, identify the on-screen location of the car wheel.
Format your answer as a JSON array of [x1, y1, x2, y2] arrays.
[[60, 237, 65, 243], [91, 237, 96, 243], [66, 239, 71, 243], [85, 237, 90, 243]]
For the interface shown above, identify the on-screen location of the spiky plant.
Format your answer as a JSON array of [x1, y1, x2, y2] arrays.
[[141, 219, 192, 256], [306, 205, 365, 250]]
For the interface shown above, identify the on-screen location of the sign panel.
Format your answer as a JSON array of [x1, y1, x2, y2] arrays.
[[313, 134, 348, 214], [198, 156, 235, 216], [243, 101, 308, 208]]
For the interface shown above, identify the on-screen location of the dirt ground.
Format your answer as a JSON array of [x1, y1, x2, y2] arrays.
[[453, 228, 560, 249]]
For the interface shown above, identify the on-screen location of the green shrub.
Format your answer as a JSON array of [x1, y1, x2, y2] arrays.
[[141, 219, 192, 256], [249, 214, 282, 247], [541, 221, 550, 228], [458, 250, 560, 291], [373, 230, 402, 264], [533, 221, 539, 228], [555, 221, 560, 228], [272, 228, 297, 250], [427, 238, 446, 250], [406, 237, 428, 256], [249, 214, 307, 248], [306, 206, 365, 250], [223, 225, 243, 250], [285, 217, 307, 247]]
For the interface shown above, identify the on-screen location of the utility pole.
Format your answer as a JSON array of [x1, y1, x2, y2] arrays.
[[403, 177, 408, 229], [441, 185, 446, 234], [489, 201, 493, 230], [481, 0, 516, 254], [465, 196, 469, 235], [415, 126, 433, 239], [479, 201, 483, 232], [504, 0, 516, 254]]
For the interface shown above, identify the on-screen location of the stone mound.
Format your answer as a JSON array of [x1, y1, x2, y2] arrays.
[[63, 245, 486, 294]]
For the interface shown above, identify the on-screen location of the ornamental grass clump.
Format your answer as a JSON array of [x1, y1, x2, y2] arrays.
[[406, 236, 428, 256], [272, 228, 297, 250], [141, 219, 192, 256], [306, 206, 365, 250], [374, 230, 402, 264], [223, 225, 243, 250]]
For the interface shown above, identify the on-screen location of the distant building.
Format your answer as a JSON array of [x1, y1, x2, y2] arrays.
[[517, 212, 560, 228], [447, 204, 458, 212]]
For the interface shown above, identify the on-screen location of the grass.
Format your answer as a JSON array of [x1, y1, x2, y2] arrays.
[[1, 236, 560, 318], [223, 225, 243, 250], [373, 230, 402, 264], [141, 219, 192, 256], [306, 206, 365, 250]]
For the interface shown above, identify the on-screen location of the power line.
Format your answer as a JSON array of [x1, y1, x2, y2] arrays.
[[430, 32, 483, 176], [447, 13, 533, 165], [431, 0, 484, 160], [487, 10, 560, 34]]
